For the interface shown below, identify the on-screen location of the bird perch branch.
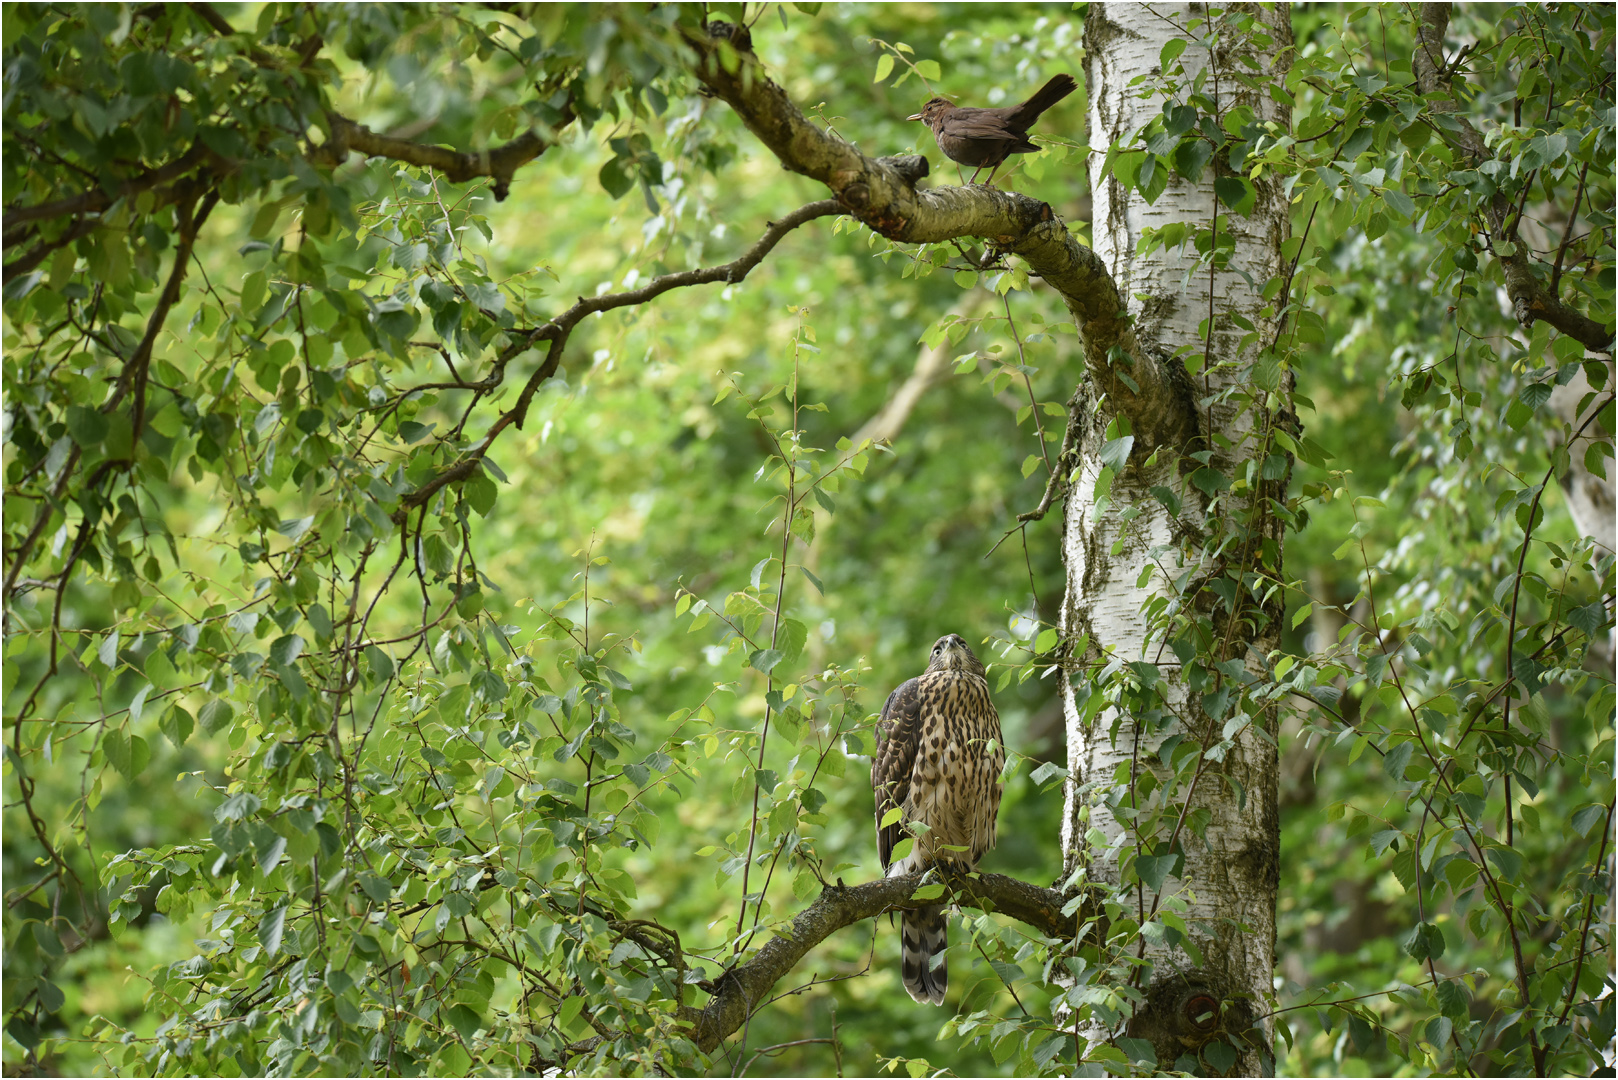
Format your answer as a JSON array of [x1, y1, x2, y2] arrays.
[[683, 21, 1197, 456], [677, 869, 1094, 1054]]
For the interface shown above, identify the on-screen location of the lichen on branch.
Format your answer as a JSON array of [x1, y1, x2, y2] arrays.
[[678, 869, 1094, 1053], [684, 21, 1196, 455]]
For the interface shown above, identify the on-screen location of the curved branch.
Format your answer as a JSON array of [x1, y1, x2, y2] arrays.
[[2, 145, 212, 232], [320, 103, 576, 203], [684, 22, 1193, 454], [1414, 3, 1614, 352], [678, 870, 1094, 1054], [390, 199, 845, 523], [3, 20, 575, 268]]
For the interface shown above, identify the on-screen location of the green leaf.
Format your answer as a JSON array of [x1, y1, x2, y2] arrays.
[[199, 698, 234, 734], [913, 58, 941, 80], [97, 629, 120, 669], [277, 516, 315, 541], [1031, 1035, 1066, 1068], [269, 634, 304, 666], [1029, 761, 1068, 788], [256, 831, 287, 874], [34, 976, 64, 1014], [1160, 38, 1187, 69], [216, 791, 261, 823], [1136, 852, 1181, 891], [159, 704, 193, 749], [792, 869, 819, 900], [444, 1003, 483, 1040], [1436, 978, 1470, 1020], [239, 269, 266, 314], [1215, 175, 1254, 213], [1347, 1014, 1375, 1055], [1382, 740, 1414, 781], [1098, 434, 1134, 470], [1382, 187, 1416, 218], [779, 618, 809, 664], [31, 923, 63, 958], [1117, 1037, 1157, 1067], [357, 872, 393, 903], [1571, 804, 1608, 838], [1189, 467, 1230, 495], [66, 405, 108, 448], [102, 729, 130, 777], [1202, 1041, 1237, 1073], [1402, 920, 1444, 961], [1485, 844, 1523, 879], [599, 157, 634, 199], [258, 906, 288, 958], [874, 53, 895, 83]]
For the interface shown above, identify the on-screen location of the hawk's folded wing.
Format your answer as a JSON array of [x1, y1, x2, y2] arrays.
[[872, 677, 923, 871]]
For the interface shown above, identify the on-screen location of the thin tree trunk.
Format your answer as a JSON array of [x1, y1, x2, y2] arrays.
[[1062, 4, 1292, 1072]]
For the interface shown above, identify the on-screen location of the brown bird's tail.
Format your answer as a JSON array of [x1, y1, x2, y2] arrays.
[[901, 905, 948, 1005], [1009, 73, 1078, 126]]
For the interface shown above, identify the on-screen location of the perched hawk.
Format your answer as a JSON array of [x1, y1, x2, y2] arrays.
[[871, 633, 1005, 1005]]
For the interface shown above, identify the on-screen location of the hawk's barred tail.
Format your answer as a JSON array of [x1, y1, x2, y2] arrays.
[[900, 905, 948, 1005]]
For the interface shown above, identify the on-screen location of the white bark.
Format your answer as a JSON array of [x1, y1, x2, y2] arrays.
[[1062, 4, 1291, 1072]]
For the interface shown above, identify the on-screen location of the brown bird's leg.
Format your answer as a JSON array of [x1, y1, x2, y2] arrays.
[[980, 162, 1000, 187]]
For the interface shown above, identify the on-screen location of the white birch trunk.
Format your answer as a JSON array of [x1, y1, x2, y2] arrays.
[[1061, 4, 1292, 1072]]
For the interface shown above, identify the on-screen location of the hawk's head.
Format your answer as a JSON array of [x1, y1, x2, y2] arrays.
[[926, 633, 984, 676]]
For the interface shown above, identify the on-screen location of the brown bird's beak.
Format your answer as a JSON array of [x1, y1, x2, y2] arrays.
[[906, 111, 924, 121]]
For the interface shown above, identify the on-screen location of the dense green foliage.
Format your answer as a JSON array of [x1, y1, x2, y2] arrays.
[[2, 2, 1611, 1077]]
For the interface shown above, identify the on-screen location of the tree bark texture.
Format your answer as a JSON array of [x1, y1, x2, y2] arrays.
[[678, 871, 1090, 1054], [684, 13, 1293, 1068], [1062, 4, 1291, 1073]]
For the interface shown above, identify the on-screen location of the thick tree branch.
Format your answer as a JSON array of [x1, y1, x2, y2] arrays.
[[319, 103, 576, 203], [685, 22, 1193, 455], [2, 146, 212, 233], [677, 870, 1093, 1054], [2, 18, 573, 269], [1414, 3, 1614, 352]]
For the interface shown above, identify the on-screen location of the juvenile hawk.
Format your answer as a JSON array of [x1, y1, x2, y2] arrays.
[[871, 633, 1004, 1005]]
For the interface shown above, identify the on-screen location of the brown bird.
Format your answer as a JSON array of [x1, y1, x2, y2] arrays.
[[908, 74, 1077, 186], [872, 634, 1004, 1005]]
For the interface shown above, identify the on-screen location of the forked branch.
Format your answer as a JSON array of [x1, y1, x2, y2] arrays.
[[681, 21, 1196, 456]]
